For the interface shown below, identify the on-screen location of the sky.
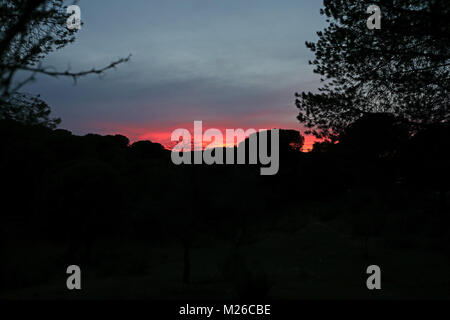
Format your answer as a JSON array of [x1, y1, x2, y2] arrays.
[[24, 0, 326, 150]]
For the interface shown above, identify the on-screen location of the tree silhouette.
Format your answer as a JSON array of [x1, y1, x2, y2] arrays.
[[296, 0, 449, 141], [0, 0, 130, 127], [0, 93, 60, 128], [339, 113, 409, 159], [55, 159, 121, 264]]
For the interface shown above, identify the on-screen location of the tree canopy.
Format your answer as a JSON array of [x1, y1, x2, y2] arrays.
[[296, 0, 450, 141], [0, 0, 129, 128]]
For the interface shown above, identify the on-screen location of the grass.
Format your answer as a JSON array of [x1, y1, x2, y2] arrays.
[[1, 209, 449, 300]]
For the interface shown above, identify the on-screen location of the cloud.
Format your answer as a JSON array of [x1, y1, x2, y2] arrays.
[[22, 0, 325, 145]]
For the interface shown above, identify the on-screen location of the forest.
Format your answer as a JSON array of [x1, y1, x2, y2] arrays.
[[0, 0, 449, 299]]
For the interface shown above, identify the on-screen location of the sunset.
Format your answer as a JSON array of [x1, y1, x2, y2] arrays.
[[0, 0, 449, 314], [21, 0, 324, 151]]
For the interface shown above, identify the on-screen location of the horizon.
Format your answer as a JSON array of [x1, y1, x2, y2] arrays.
[[51, 122, 317, 152]]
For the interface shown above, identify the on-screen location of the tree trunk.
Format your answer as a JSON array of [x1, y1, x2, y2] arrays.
[[0, 227, 5, 293], [439, 187, 447, 215], [81, 234, 95, 266], [182, 239, 191, 284], [363, 236, 370, 260]]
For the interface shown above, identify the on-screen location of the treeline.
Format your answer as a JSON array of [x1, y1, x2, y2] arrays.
[[0, 114, 449, 292]]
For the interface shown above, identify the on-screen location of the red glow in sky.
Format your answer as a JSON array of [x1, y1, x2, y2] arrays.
[[87, 108, 320, 152], [90, 121, 319, 152]]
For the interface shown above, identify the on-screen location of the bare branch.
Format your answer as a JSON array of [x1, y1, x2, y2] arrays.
[[18, 54, 132, 81]]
